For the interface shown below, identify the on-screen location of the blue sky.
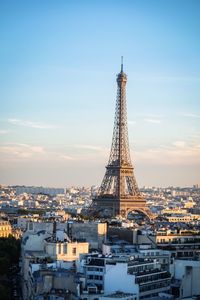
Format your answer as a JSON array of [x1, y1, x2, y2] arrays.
[[0, 0, 200, 187]]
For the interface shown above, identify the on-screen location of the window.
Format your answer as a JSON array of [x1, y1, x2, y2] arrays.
[[29, 223, 33, 230], [72, 247, 77, 255], [64, 244, 67, 254]]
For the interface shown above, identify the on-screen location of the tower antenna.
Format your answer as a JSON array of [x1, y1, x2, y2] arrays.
[[121, 56, 123, 72]]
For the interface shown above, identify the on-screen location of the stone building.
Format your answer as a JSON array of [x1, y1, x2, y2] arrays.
[[0, 219, 12, 237]]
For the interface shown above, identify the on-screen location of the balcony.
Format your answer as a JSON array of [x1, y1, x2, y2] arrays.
[[158, 238, 200, 245], [140, 283, 170, 297], [136, 271, 171, 284]]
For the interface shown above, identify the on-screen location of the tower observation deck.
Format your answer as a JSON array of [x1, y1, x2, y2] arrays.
[[93, 59, 153, 219]]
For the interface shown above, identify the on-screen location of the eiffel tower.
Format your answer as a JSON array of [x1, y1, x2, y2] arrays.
[[93, 59, 153, 219]]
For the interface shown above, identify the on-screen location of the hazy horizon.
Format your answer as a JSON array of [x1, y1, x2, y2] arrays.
[[1, 1, 200, 187]]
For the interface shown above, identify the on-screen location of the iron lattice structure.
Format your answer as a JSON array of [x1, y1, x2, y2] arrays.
[[93, 61, 153, 218]]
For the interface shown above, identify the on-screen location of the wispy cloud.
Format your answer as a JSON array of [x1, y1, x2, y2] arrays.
[[0, 142, 109, 164], [7, 118, 58, 129], [60, 155, 75, 161], [180, 113, 200, 119], [144, 118, 161, 124], [128, 120, 136, 126], [0, 143, 45, 161], [55, 144, 109, 163], [0, 129, 9, 134], [74, 144, 105, 151], [172, 141, 186, 148], [134, 139, 200, 166]]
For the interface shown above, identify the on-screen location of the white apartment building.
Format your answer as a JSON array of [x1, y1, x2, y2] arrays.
[[78, 255, 171, 300], [171, 259, 200, 299], [21, 221, 89, 300]]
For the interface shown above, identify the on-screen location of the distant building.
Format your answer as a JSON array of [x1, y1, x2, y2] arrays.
[[44, 236, 89, 261], [0, 219, 12, 237], [12, 185, 65, 196], [162, 208, 188, 215], [165, 214, 200, 223], [27, 262, 77, 299], [71, 221, 107, 249], [156, 230, 200, 259]]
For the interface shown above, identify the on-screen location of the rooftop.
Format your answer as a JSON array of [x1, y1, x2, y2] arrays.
[[86, 255, 155, 267], [103, 291, 137, 298]]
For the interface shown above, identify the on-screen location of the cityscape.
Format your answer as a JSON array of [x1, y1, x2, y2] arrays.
[[1, 1, 200, 300]]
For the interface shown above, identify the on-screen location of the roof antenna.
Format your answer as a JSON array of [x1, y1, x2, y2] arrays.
[[121, 56, 123, 72]]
